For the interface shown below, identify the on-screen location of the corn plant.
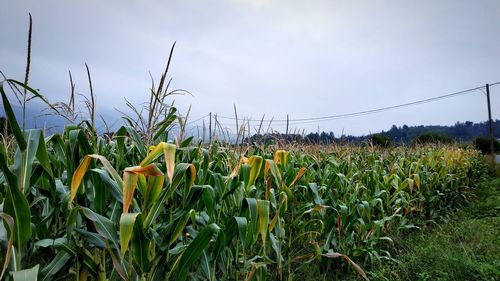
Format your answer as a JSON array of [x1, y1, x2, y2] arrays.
[[0, 79, 489, 280]]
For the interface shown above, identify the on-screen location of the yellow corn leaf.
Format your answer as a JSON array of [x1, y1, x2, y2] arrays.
[[70, 154, 123, 205], [289, 167, 307, 187], [70, 156, 92, 205], [163, 143, 176, 185], [125, 164, 164, 177], [274, 150, 287, 167], [413, 173, 420, 189], [122, 164, 164, 213], [185, 164, 197, 189], [228, 155, 245, 179], [122, 171, 139, 214], [139, 142, 176, 184], [246, 155, 263, 189]]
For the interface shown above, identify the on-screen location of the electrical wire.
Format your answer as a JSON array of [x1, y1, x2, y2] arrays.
[[215, 82, 500, 124]]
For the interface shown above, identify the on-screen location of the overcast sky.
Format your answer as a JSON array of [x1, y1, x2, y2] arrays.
[[1, 0, 499, 136]]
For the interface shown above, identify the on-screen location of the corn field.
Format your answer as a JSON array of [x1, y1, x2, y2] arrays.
[[0, 79, 490, 281]]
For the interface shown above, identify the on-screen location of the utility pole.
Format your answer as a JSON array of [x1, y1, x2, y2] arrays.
[[209, 112, 212, 143], [486, 84, 495, 157]]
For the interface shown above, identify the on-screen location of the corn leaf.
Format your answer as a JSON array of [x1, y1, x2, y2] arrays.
[[0, 80, 26, 150], [257, 200, 270, 253], [177, 223, 220, 281], [0, 213, 14, 280], [131, 214, 150, 272], [119, 213, 139, 256], [246, 155, 263, 190], [70, 154, 123, 205], [3, 181, 32, 250], [12, 264, 40, 281], [40, 251, 71, 281], [122, 171, 139, 214]]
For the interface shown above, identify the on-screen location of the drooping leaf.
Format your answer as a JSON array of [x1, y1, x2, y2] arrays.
[[225, 216, 247, 249], [246, 155, 263, 190], [122, 171, 139, 214], [139, 142, 176, 185], [122, 164, 163, 213], [0, 80, 26, 150], [70, 154, 123, 205]]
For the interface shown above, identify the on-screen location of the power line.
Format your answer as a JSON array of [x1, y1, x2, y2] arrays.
[[186, 113, 209, 125], [215, 82, 500, 124]]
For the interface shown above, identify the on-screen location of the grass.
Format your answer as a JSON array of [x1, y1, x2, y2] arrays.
[[368, 177, 500, 281]]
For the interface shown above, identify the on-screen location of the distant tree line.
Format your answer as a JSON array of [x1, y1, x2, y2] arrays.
[[250, 120, 500, 145]]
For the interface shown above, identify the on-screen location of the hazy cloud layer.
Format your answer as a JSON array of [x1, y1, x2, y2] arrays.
[[1, 0, 499, 136]]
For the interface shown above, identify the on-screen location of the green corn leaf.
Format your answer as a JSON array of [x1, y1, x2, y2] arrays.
[[106, 242, 129, 281], [143, 188, 171, 229], [13, 129, 41, 193], [119, 213, 139, 256], [137, 174, 148, 196], [257, 200, 270, 254], [0, 80, 26, 150], [131, 214, 150, 272], [91, 168, 123, 203], [152, 108, 177, 141], [124, 126, 146, 156], [241, 198, 259, 246], [202, 185, 215, 219], [169, 209, 196, 246], [36, 132, 52, 177], [0, 213, 14, 280], [115, 126, 127, 169], [225, 216, 247, 249], [0, 143, 17, 191], [264, 159, 282, 190], [3, 180, 32, 250], [74, 229, 106, 248], [144, 175, 165, 209], [40, 251, 71, 281], [176, 223, 220, 281], [80, 207, 119, 251], [12, 264, 40, 281]]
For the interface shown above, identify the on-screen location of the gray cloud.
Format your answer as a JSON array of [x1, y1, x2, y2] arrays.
[[1, 0, 499, 136]]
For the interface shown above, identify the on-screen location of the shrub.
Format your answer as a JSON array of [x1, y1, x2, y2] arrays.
[[473, 136, 500, 154], [412, 132, 453, 145], [371, 133, 392, 147]]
